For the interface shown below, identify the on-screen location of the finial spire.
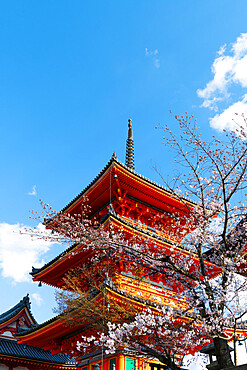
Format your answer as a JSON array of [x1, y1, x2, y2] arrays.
[[125, 118, 135, 170]]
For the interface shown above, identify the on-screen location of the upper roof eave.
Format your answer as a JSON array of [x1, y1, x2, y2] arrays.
[[30, 242, 80, 279], [58, 153, 199, 217]]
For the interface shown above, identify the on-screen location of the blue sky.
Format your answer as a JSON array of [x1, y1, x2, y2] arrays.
[[1, 0, 247, 366]]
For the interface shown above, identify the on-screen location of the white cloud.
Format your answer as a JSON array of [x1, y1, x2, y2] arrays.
[[0, 223, 54, 283], [28, 185, 37, 196], [145, 48, 160, 68], [197, 33, 247, 111], [31, 293, 43, 306], [197, 33, 247, 131], [209, 94, 247, 131], [217, 44, 226, 56]]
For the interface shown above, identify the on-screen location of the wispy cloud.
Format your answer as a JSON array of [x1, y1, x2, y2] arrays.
[[28, 185, 37, 196], [0, 222, 55, 283], [31, 293, 43, 306], [145, 48, 160, 68], [197, 33, 247, 131]]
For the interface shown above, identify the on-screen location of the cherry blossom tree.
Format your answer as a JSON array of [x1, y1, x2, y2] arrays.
[[30, 113, 247, 369]]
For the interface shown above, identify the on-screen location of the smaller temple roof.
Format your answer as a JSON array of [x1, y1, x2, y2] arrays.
[[0, 338, 76, 365], [0, 294, 37, 328], [0, 295, 77, 368]]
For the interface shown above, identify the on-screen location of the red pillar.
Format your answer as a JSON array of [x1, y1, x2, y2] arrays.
[[117, 354, 125, 370]]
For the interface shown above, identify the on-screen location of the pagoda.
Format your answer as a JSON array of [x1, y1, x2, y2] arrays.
[[17, 119, 233, 368]]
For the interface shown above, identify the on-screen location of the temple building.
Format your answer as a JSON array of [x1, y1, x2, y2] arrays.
[[0, 294, 76, 370], [16, 120, 246, 368]]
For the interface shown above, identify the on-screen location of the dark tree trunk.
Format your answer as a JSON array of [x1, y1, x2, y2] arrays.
[[213, 337, 234, 369]]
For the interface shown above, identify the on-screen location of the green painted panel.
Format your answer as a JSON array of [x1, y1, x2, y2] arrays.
[[83, 367, 88, 370], [110, 358, 116, 370], [126, 358, 135, 370]]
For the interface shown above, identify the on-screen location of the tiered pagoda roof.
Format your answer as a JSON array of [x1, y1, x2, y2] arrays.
[[31, 144, 212, 291]]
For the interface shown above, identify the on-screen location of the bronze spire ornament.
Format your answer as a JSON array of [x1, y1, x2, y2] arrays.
[[125, 118, 135, 170]]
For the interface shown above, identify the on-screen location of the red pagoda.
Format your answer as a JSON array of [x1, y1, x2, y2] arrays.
[[16, 119, 240, 369]]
